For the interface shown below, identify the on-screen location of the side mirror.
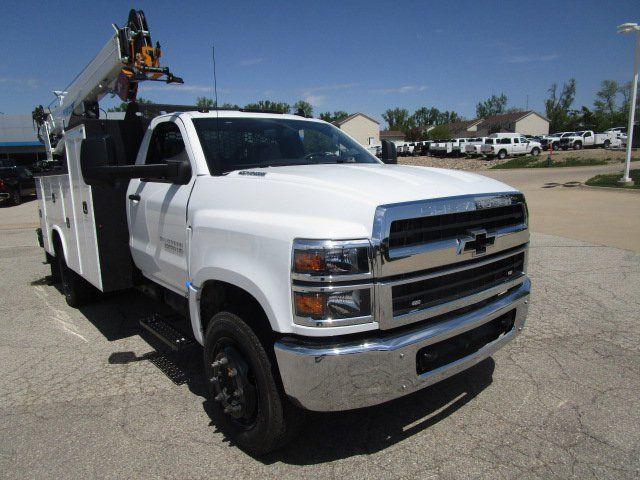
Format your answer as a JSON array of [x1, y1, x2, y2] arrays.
[[381, 139, 397, 164], [81, 136, 117, 185], [165, 158, 192, 185], [80, 135, 181, 186]]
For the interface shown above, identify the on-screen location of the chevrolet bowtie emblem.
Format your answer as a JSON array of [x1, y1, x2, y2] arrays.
[[457, 229, 496, 256]]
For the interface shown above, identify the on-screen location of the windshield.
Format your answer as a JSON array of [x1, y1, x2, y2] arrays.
[[192, 117, 380, 174], [561, 132, 575, 137], [575, 131, 585, 136]]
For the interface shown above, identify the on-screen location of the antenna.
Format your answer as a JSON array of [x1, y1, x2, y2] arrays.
[[526, 94, 529, 110], [212, 45, 219, 107]]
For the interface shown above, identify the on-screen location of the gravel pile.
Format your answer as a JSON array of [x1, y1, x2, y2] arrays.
[[399, 155, 510, 171]]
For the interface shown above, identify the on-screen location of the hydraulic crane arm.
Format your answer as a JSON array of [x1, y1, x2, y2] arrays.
[[32, 9, 183, 159]]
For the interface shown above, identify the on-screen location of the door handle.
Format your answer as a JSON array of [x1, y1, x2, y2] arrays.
[[128, 194, 141, 201]]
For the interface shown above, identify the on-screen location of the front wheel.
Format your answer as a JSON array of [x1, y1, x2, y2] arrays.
[[204, 311, 302, 455], [603, 139, 611, 149], [573, 142, 582, 150], [531, 147, 540, 156], [498, 150, 507, 160]]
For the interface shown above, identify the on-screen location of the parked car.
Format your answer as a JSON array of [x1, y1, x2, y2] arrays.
[[0, 159, 37, 205], [428, 139, 454, 156], [480, 133, 542, 159], [464, 137, 489, 156], [558, 130, 618, 150]]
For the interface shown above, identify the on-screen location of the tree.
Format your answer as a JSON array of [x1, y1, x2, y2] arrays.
[[106, 97, 155, 112], [194, 97, 239, 109], [293, 100, 313, 117], [196, 96, 216, 108], [594, 80, 618, 117], [319, 111, 350, 123], [545, 79, 576, 132], [426, 125, 451, 140], [382, 108, 415, 132], [244, 100, 290, 113], [619, 81, 633, 114], [413, 107, 462, 127], [476, 93, 508, 118]]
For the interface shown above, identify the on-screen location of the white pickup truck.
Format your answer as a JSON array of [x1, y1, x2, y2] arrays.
[[35, 109, 531, 454], [480, 133, 542, 159], [464, 137, 489, 156], [558, 130, 617, 150]]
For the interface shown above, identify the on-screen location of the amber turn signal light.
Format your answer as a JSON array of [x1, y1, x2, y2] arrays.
[[294, 292, 327, 319]]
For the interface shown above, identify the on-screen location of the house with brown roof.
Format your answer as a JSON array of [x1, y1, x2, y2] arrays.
[[379, 130, 405, 142], [429, 110, 549, 138], [333, 113, 380, 146]]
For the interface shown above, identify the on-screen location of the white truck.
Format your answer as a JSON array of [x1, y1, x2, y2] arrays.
[[480, 133, 542, 159], [558, 130, 617, 150], [33, 9, 531, 455], [464, 137, 489, 156]]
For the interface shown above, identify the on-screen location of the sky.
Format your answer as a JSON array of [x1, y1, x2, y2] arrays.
[[0, 0, 638, 124]]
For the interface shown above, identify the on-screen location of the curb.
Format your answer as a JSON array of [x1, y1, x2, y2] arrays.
[[577, 184, 640, 194]]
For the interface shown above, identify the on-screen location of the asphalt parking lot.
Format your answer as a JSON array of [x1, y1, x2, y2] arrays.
[[1, 194, 639, 479]]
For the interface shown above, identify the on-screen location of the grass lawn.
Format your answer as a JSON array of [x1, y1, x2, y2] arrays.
[[585, 169, 640, 189], [491, 155, 612, 170]]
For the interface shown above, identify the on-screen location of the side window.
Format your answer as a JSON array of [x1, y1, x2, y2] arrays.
[[146, 122, 187, 165], [584, 131, 592, 137], [513, 138, 520, 144], [500, 138, 511, 144]]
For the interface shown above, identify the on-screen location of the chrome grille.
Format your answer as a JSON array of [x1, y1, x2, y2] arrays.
[[388, 203, 525, 249], [391, 252, 525, 316]]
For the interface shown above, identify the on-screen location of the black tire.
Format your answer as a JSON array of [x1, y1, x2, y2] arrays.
[[204, 311, 303, 455], [531, 147, 540, 156], [498, 149, 507, 160], [12, 189, 21, 205], [573, 142, 582, 150], [47, 252, 61, 284], [603, 139, 611, 149], [57, 253, 93, 307]]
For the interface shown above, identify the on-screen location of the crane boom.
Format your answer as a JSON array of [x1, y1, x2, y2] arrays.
[[32, 9, 183, 160]]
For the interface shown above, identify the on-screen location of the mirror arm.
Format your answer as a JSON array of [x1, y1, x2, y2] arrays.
[[84, 163, 170, 183]]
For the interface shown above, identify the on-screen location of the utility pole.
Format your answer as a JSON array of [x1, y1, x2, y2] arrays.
[[617, 22, 640, 185]]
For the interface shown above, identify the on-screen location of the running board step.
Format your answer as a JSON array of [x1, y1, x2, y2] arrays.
[[139, 314, 194, 351]]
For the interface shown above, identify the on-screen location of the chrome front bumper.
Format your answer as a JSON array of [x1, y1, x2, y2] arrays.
[[274, 278, 530, 412]]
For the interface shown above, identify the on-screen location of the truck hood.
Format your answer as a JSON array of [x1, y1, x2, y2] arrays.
[[192, 163, 520, 241], [229, 163, 514, 204]]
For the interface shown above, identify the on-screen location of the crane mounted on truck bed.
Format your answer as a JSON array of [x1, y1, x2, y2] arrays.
[[32, 9, 183, 161]]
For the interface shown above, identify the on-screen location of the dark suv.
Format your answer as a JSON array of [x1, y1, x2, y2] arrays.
[[0, 159, 36, 205]]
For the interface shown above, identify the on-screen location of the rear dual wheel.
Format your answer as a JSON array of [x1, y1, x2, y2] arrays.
[[56, 252, 94, 307]]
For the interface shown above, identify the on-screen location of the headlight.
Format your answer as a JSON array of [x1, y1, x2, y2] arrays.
[[291, 239, 374, 327], [291, 239, 371, 280]]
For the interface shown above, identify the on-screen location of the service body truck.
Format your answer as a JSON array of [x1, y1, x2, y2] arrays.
[[558, 130, 617, 150], [33, 9, 531, 455]]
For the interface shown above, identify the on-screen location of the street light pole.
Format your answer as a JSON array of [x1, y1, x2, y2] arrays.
[[618, 22, 640, 184]]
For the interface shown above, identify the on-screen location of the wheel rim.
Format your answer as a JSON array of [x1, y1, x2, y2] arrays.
[[209, 338, 258, 429]]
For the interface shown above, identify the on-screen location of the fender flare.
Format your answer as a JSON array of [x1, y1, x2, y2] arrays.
[[191, 267, 279, 340], [50, 225, 68, 262]]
